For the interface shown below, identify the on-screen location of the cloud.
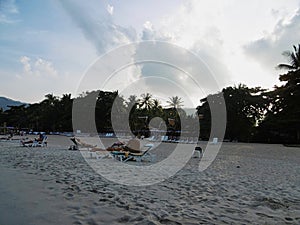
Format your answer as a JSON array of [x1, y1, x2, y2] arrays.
[[19, 56, 58, 78], [141, 21, 155, 40], [58, 0, 230, 99], [59, 0, 136, 54], [55, 0, 300, 105], [244, 8, 300, 71], [106, 4, 114, 15], [34, 58, 58, 77], [138, 1, 230, 95], [20, 56, 31, 73]]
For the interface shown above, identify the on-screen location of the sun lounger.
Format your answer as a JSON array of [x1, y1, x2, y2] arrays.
[[89, 150, 112, 159], [193, 146, 203, 158], [110, 151, 128, 161], [123, 144, 155, 163], [209, 137, 218, 144], [21, 136, 47, 147], [148, 136, 155, 142], [69, 137, 96, 150], [161, 136, 169, 142], [33, 136, 47, 147]]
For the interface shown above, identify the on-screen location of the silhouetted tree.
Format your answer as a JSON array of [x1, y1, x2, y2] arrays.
[[197, 84, 267, 142], [260, 44, 300, 143], [139, 93, 154, 110], [167, 96, 184, 109]]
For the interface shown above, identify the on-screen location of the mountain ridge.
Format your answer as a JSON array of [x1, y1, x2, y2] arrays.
[[0, 96, 27, 111]]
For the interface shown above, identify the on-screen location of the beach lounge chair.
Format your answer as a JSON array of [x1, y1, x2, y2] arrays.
[[89, 141, 125, 160], [32, 136, 48, 147], [148, 136, 155, 142], [109, 139, 142, 161], [123, 143, 155, 163], [161, 136, 169, 142], [89, 150, 112, 159], [69, 137, 110, 158], [193, 146, 203, 158], [69, 137, 96, 151], [110, 150, 128, 161], [22, 136, 48, 147], [209, 137, 218, 144]]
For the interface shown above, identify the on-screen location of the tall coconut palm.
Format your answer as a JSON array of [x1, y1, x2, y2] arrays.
[[151, 99, 163, 117], [277, 44, 300, 71], [152, 99, 161, 109], [167, 96, 184, 109], [276, 44, 300, 89], [126, 95, 138, 110], [43, 93, 58, 106], [277, 44, 300, 84], [139, 93, 154, 110], [273, 44, 300, 143]]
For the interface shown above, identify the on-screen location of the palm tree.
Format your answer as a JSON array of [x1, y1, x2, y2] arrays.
[[126, 95, 138, 110], [151, 99, 163, 117], [139, 93, 154, 110], [167, 96, 184, 109], [276, 44, 300, 84], [153, 99, 162, 109], [277, 44, 300, 71], [271, 44, 300, 143]]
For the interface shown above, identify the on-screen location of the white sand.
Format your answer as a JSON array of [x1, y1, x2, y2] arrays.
[[0, 135, 300, 224]]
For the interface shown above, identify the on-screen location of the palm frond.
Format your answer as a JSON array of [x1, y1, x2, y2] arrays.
[[277, 64, 296, 70]]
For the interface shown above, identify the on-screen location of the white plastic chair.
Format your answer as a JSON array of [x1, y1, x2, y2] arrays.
[[32, 136, 48, 147], [210, 137, 218, 144]]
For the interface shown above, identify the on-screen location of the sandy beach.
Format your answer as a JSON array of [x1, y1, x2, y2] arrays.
[[0, 135, 300, 224]]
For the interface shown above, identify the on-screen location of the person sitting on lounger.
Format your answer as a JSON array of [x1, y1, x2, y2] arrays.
[[21, 133, 45, 145], [123, 137, 141, 153], [104, 138, 141, 153]]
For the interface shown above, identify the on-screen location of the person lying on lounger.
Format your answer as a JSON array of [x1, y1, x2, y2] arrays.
[[70, 137, 97, 149], [69, 137, 123, 151], [21, 133, 45, 145], [0, 132, 14, 140], [70, 137, 141, 153], [123, 137, 141, 153]]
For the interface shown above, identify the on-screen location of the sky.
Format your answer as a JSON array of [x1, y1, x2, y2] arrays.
[[1, 0, 300, 107]]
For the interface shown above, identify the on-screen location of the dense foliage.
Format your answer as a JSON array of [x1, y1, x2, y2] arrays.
[[0, 91, 192, 138], [197, 84, 268, 142], [257, 45, 300, 143]]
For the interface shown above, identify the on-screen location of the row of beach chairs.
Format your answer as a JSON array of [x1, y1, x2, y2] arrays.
[[90, 143, 155, 163], [148, 136, 219, 144], [148, 135, 199, 144]]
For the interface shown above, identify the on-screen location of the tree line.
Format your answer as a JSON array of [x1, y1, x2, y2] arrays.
[[0, 44, 299, 143]]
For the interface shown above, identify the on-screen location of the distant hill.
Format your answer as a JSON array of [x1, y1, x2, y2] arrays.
[[0, 97, 27, 111]]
